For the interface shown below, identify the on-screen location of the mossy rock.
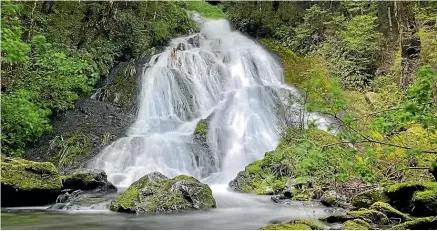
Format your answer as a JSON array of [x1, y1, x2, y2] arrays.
[[390, 216, 437, 230], [228, 161, 286, 195], [291, 219, 325, 230], [110, 172, 216, 214], [342, 219, 371, 230], [1, 157, 62, 206], [319, 214, 355, 223], [260, 219, 324, 230], [347, 209, 389, 225], [351, 187, 389, 208], [260, 223, 312, 230], [369, 201, 412, 222], [62, 169, 117, 192], [385, 181, 437, 216]]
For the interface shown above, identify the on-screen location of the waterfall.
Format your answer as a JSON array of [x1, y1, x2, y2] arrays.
[[91, 18, 331, 187]]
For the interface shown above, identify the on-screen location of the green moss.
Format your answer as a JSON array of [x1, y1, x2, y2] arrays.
[[386, 182, 437, 194], [369, 201, 412, 222], [411, 189, 437, 216], [183, 1, 224, 19], [391, 216, 437, 230], [173, 175, 197, 182], [194, 119, 208, 137], [1, 158, 62, 191], [49, 132, 93, 169], [246, 160, 263, 174], [351, 188, 389, 208], [385, 181, 437, 216], [291, 219, 324, 230], [260, 223, 312, 230], [347, 209, 389, 225], [342, 219, 371, 230], [110, 187, 139, 212], [111, 173, 215, 214]]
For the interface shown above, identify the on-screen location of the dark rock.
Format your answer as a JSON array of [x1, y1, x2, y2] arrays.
[[351, 187, 388, 209], [391, 216, 437, 230], [110, 172, 216, 214], [176, 43, 187, 51], [319, 214, 355, 223], [347, 209, 390, 225], [187, 34, 201, 47], [25, 98, 135, 173], [369, 201, 412, 222], [385, 182, 437, 216], [1, 157, 62, 207], [62, 169, 117, 193]]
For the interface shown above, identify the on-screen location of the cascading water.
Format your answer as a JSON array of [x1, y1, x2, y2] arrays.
[[91, 18, 331, 188]]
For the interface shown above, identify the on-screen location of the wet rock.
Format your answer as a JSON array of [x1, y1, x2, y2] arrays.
[[351, 187, 388, 208], [390, 216, 437, 230], [385, 181, 437, 216], [369, 201, 412, 222], [25, 98, 135, 172], [1, 157, 62, 207], [176, 43, 187, 51], [342, 219, 372, 230], [187, 34, 201, 47], [319, 214, 355, 223], [62, 169, 117, 192], [110, 172, 216, 214], [320, 191, 351, 209], [261, 219, 325, 230], [347, 209, 390, 225]]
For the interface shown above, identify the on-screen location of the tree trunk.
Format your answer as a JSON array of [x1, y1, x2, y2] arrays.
[[397, 1, 421, 91]]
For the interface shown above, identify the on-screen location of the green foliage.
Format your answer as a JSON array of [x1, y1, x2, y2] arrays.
[[372, 66, 437, 134], [1, 90, 52, 156], [1, 1, 29, 64], [1, 1, 197, 157], [183, 1, 224, 19]]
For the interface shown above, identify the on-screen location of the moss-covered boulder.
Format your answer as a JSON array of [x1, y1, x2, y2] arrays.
[[386, 181, 437, 216], [347, 209, 390, 225], [1, 157, 63, 207], [390, 216, 437, 230], [261, 223, 312, 230], [369, 201, 412, 222], [351, 187, 389, 208], [110, 172, 216, 214], [260, 219, 324, 230], [342, 219, 372, 230], [62, 169, 117, 192]]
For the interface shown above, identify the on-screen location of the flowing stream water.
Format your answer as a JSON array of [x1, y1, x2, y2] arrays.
[[1, 17, 334, 230]]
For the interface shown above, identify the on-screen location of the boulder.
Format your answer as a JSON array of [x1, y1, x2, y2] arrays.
[[369, 201, 412, 222], [1, 157, 62, 207], [62, 169, 117, 192], [320, 190, 350, 208], [351, 187, 388, 208], [260, 219, 324, 230], [347, 209, 390, 225], [390, 216, 437, 230], [385, 181, 437, 216], [342, 219, 372, 230], [110, 172, 216, 214], [319, 214, 355, 223]]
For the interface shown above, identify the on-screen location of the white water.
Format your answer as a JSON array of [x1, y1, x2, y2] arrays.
[[91, 18, 331, 188]]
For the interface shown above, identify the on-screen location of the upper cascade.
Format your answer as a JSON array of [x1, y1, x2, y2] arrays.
[[91, 18, 330, 187]]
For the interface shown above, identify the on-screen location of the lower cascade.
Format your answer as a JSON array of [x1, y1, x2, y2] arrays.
[[91, 18, 329, 187]]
